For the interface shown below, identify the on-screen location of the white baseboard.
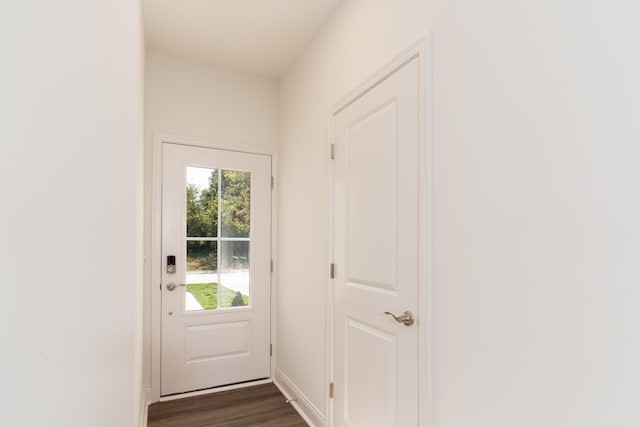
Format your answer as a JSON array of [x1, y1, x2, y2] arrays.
[[139, 386, 151, 427], [274, 369, 325, 427]]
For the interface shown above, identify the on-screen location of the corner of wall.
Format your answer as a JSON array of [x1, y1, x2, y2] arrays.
[[274, 369, 326, 427], [138, 386, 151, 427]]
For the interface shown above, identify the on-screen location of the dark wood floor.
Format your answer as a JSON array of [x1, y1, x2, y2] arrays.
[[147, 383, 308, 427]]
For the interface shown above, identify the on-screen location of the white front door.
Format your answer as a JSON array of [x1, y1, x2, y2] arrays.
[[161, 143, 271, 396], [332, 57, 421, 426]]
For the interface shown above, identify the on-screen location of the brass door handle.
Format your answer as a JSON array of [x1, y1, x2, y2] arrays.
[[384, 310, 414, 326]]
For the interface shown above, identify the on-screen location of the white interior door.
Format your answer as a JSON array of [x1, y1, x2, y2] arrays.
[[333, 57, 420, 426], [161, 143, 271, 396]]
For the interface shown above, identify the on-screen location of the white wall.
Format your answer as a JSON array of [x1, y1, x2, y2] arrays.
[[278, 0, 640, 425], [0, 1, 144, 426], [143, 51, 278, 392], [144, 51, 279, 148], [135, 2, 147, 425]]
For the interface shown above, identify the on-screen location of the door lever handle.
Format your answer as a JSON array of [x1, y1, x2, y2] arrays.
[[384, 310, 414, 326], [166, 282, 186, 291]]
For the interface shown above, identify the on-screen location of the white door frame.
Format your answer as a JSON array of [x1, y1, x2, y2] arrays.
[[151, 132, 278, 402], [326, 36, 434, 427]]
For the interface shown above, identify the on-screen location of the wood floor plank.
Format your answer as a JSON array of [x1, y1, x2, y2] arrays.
[[147, 383, 308, 427]]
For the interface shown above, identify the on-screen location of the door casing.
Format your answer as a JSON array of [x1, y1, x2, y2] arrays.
[[150, 133, 278, 402], [326, 36, 433, 427]]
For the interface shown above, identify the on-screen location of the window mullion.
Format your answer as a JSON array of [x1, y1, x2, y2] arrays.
[[217, 168, 222, 309]]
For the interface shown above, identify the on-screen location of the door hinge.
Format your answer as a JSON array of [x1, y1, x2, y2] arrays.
[[159, 282, 162, 291], [270, 260, 274, 273], [329, 383, 334, 399], [270, 344, 273, 357], [271, 176, 274, 189], [330, 144, 335, 160], [330, 263, 336, 279]]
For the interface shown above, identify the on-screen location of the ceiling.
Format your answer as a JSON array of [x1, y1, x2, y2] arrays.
[[143, 0, 345, 79]]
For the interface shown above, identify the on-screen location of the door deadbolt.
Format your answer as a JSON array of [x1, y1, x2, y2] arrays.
[[167, 255, 176, 274]]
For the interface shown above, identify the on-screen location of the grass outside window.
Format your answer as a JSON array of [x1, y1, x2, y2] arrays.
[[186, 282, 249, 309]]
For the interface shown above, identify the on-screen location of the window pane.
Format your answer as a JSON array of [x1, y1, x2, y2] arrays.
[[219, 241, 250, 308], [186, 240, 217, 311], [221, 170, 250, 238], [186, 167, 218, 238]]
